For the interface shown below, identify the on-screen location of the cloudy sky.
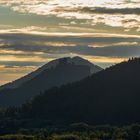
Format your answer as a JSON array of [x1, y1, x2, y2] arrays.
[[0, 0, 140, 85]]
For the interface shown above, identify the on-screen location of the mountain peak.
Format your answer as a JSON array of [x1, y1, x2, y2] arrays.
[[0, 57, 102, 90], [0, 57, 102, 107]]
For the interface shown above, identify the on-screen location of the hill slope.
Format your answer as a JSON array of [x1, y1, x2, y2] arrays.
[[0, 56, 102, 107], [22, 58, 140, 125]]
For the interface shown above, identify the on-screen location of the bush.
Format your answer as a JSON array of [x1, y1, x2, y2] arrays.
[[51, 134, 80, 140], [0, 134, 35, 140]]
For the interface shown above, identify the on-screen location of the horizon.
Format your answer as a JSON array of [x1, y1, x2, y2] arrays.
[[0, 55, 131, 86], [0, 0, 140, 85], [0, 56, 105, 86]]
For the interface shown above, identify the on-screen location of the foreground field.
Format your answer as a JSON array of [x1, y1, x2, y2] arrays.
[[0, 123, 140, 140]]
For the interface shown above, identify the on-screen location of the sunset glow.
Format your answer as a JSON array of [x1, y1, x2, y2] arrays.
[[0, 0, 140, 85]]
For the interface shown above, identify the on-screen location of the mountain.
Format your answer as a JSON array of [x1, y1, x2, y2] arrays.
[[0, 56, 102, 107], [21, 57, 140, 125]]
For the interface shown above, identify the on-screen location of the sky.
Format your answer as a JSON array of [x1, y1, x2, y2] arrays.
[[0, 0, 140, 85]]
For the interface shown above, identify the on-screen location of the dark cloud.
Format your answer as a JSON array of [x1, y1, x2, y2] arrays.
[[1, 40, 140, 58], [0, 61, 44, 67], [0, 33, 140, 58], [54, 6, 140, 15], [81, 7, 140, 15], [67, 45, 140, 57], [1, 33, 139, 43]]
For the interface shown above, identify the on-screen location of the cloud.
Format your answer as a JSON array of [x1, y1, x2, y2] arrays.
[[0, 65, 37, 85], [80, 7, 140, 15], [63, 45, 140, 58], [0, 33, 140, 58], [1, 0, 140, 85], [0, 61, 44, 67], [1, 0, 140, 30], [1, 33, 139, 78]]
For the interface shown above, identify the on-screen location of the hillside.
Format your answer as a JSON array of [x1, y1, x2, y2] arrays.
[[21, 58, 140, 125]]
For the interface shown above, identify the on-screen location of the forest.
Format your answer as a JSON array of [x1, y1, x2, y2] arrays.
[[0, 58, 140, 139]]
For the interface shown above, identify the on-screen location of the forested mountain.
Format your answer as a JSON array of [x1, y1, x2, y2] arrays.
[[0, 56, 102, 107], [20, 58, 140, 125]]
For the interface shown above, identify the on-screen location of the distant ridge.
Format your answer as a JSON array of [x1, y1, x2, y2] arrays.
[[0, 56, 102, 107]]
